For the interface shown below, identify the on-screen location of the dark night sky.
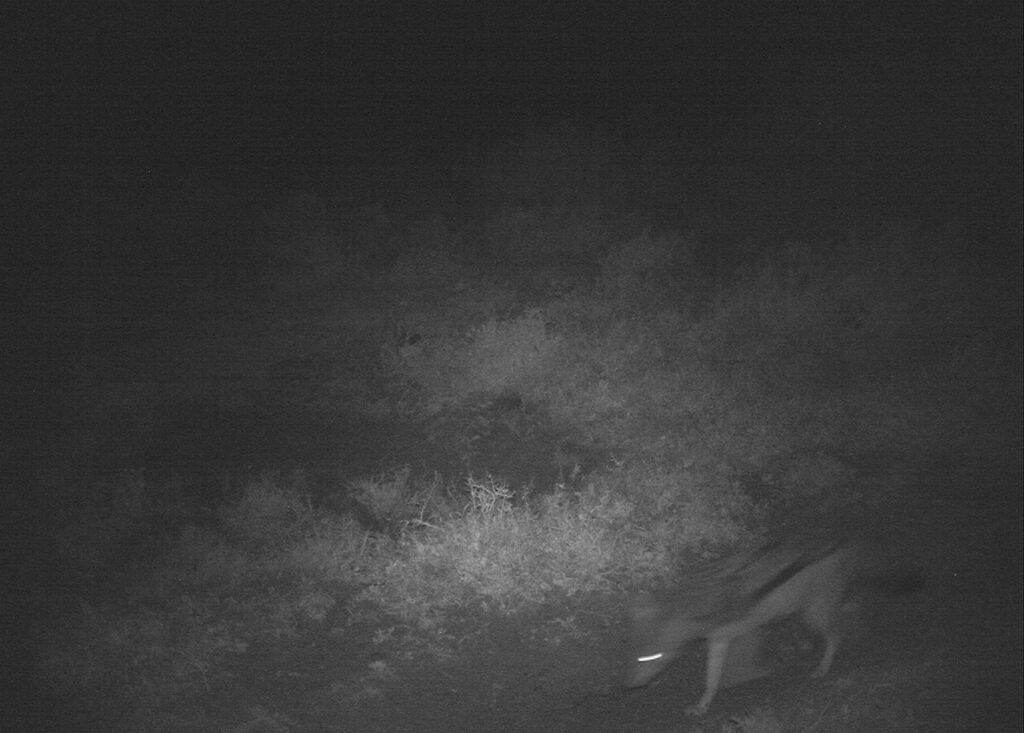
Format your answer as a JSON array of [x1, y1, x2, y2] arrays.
[[138, 3, 1018, 162], [12, 3, 1021, 167], [5, 2, 1022, 286]]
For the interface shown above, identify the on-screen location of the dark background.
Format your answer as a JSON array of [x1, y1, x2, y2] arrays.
[[6, 2, 1022, 325]]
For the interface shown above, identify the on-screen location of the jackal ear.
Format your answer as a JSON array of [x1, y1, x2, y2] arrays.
[[630, 593, 659, 622]]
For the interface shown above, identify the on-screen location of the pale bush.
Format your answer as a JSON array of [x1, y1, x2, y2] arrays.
[[382, 308, 563, 413], [220, 472, 316, 549]]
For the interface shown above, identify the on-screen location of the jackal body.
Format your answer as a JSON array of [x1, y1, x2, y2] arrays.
[[626, 538, 864, 716]]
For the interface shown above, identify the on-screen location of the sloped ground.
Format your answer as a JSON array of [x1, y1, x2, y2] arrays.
[[7, 445, 1019, 733], [303, 457, 1018, 733], [301, 460, 1020, 733], [33, 454, 1002, 733]]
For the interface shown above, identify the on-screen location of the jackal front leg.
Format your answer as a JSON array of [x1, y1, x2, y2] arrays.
[[686, 637, 729, 716]]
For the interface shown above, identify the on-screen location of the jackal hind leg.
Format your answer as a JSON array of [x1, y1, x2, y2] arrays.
[[803, 597, 840, 677]]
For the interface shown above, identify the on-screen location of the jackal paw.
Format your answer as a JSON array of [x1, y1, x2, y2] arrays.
[[685, 701, 710, 717]]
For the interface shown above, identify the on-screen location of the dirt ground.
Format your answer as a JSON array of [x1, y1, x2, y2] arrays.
[[212, 458, 1018, 732], [8, 454, 1021, 732], [304, 466, 1019, 733]]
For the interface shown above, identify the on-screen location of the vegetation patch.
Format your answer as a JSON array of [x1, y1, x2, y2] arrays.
[[14, 128, 1019, 730]]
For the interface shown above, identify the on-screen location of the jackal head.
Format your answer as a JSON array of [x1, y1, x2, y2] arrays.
[[625, 593, 704, 688]]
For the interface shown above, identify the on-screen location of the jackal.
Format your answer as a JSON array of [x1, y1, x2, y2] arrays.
[[625, 536, 895, 716]]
